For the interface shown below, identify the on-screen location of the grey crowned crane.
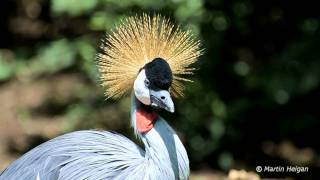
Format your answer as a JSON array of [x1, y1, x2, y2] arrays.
[[0, 14, 202, 180]]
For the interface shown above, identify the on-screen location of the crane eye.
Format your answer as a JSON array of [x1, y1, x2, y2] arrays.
[[144, 79, 150, 87]]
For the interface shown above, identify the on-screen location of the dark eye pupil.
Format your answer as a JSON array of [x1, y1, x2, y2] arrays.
[[145, 80, 150, 86], [161, 96, 165, 100]]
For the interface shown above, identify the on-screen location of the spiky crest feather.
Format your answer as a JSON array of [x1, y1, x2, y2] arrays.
[[97, 14, 202, 99]]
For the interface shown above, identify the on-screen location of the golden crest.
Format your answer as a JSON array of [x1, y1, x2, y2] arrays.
[[97, 14, 202, 99]]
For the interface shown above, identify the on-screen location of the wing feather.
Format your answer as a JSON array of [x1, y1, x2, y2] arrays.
[[0, 130, 144, 180]]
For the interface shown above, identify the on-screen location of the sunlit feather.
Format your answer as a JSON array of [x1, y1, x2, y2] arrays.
[[97, 14, 202, 98]]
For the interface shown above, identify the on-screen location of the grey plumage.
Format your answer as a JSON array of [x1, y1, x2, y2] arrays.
[[0, 95, 189, 180], [0, 131, 144, 180]]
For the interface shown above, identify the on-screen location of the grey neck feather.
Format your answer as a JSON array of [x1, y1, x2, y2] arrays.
[[130, 93, 142, 137], [130, 93, 189, 179]]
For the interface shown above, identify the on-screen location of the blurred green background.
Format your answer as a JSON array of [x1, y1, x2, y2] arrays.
[[0, 0, 319, 179]]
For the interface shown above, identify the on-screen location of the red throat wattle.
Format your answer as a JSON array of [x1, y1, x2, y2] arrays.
[[136, 109, 158, 133]]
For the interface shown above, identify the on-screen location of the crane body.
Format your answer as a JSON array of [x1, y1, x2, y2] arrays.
[[1, 87, 189, 180]]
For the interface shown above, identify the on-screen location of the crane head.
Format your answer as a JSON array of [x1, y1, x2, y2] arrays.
[[134, 58, 174, 113]]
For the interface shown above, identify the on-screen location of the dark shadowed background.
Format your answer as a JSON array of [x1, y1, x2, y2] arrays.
[[0, 0, 319, 179]]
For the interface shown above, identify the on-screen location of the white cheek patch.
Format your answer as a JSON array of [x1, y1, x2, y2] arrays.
[[134, 70, 151, 105]]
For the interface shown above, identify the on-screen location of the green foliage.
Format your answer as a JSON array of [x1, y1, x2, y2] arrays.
[[175, 0, 204, 21], [0, 57, 15, 80], [218, 152, 234, 170], [52, 0, 99, 16], [64, 103, 91, 131], [74, 38, 99, 81], [38, 39, 75, 73]]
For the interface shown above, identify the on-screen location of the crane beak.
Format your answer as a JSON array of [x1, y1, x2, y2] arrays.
[[150, 90, 174, 113]]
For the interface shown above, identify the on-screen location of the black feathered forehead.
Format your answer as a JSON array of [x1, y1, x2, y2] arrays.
[[144, 58, 173, 90]]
